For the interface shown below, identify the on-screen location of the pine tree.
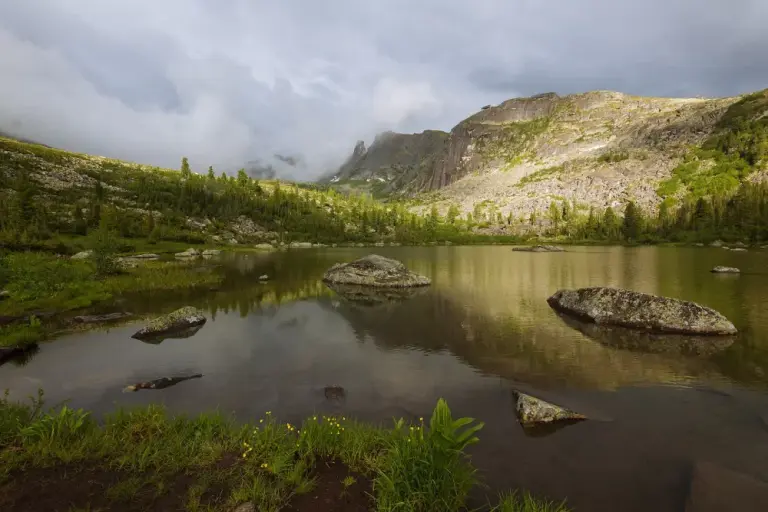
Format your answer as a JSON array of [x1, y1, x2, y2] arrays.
[[181, 157, 191, 179], [446, 204, 460, 224], [207, 166, 215, 180], [622, 201, 642, 240]]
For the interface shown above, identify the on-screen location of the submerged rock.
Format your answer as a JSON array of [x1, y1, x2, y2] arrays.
[[123, 374, 203, 392], [323, 254, 431, 288], [324, 385, 346, 401], [71, 250, 93, 260], [547, 287, 737, 335], [512, 245, 565, 252], [131, 306, 206, 341], [513, 391, 586, 426], [711, 266, 740, 274], [73, 312, 133, 324], [175, 248, 201, 258], [685, 461, 768, 512]]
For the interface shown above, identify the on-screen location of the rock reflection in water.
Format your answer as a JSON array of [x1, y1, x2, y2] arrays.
[[133, 324, 206, 345], [325, 282, 428, 309], [554, 312, 736, 356]]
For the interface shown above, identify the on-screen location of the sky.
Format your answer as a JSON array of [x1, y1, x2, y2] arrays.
[[1, 0, 767, 179]]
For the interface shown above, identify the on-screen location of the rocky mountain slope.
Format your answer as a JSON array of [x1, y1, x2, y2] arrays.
[[329, 89, 768, 223]]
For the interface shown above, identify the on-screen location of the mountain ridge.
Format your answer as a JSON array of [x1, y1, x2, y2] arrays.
[[328, 89, 767, 228]]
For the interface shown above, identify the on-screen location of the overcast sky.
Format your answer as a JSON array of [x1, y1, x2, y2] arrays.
[[1, 0, 766, 178]]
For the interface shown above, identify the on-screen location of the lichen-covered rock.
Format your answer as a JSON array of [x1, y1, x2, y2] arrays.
[[512, 245, 565, 252], [547, 287, 737, 335], [513, 391, 586, 425], [710, 240, 725, 248], [711, 266, 740, 274], [323, 255, 431, 288], [131, 306, 206, 340], [289, 242, 313, 249], [253, 243, 275, 251], [175, 248, 201, 258], [71, 250, 93, 260]]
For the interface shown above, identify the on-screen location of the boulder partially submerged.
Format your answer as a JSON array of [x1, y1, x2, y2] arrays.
[[175, 248, 201, 258], [131, 306, 206, 341], [547, 287, 737, 335], [323, 254, 430, 288], [123, 374, 203, 392], [512, 245, 565, 253], [513, 391, 586, 426], [711, 266, 740, 274]]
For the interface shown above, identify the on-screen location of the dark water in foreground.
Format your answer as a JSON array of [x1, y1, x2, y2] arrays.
[[2, 246, 768, 511]]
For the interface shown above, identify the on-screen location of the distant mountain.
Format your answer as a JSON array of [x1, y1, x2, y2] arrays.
[[327, 89, 768, 220]]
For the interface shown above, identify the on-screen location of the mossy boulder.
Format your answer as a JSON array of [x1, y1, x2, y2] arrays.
[[513, 391, 586, 426], [131, 306, 206, 341], [322, 255, 430, 288], [547, 287, 736, 335]]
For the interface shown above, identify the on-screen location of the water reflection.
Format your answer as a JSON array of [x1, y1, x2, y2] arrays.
[[2, 247, 768, 512]]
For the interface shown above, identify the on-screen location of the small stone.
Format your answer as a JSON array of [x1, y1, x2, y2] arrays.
[[258, 274, 269, 281], [131, 253, 160, 259], [289, 242, 313, 249], [709, 240, 724, 248], [711, 266, 740, 274], [513, 391, 586, 425], [0, 290, 10, 301], [202, 249, 221, 256], [730, 248, 747, 252], [253, 243, 275, 250], [71, 250, 93, 260], [231, 502, 256, 512], [175, 248, 201, 258]]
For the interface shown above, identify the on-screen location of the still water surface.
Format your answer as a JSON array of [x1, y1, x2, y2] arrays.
[[2, 246, 768, 511]]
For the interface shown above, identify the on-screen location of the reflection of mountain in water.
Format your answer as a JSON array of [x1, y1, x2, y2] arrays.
[[326, 289, 741, 390], [553, 312, 736, 357]]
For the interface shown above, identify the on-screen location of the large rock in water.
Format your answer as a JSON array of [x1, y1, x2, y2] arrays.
[[131, 306, 206, 340], [547, 287, 737, 335], [711, 266, 740, 274], [513, 391, 587, 426], [512, 245, 565, 252], [323, 255, 431, 287]]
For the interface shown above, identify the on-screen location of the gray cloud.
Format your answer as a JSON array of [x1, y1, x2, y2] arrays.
[[0, 0, 766, 178]]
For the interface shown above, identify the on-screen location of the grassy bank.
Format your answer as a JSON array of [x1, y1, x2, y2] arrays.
[[0, 251, 224, 347], [0, 394, 566, 512]]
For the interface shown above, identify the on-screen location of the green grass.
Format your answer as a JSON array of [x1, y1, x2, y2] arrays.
[[517, 166, 564, 187], [597, 151, 630, 164], [0, 393, 566, 511], [491, 491, 570, 512], [0, 252, 223, 347]]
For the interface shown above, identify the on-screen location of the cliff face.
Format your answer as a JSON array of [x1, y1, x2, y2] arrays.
[[325, 130, 448, 197], [330, 89, 767, 222]]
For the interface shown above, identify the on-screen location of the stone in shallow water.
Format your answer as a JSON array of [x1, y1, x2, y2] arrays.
[[513, 391, 586, 426], [73, 312, 133, 324], [685, 461, 768, 512], [512, 245, 565, 252], [547, 287, 737, 335], [131, 306, 206, 341], [711, 266, 740, 274], [323, 254, 431, 288], [175, 248, 201, 258]]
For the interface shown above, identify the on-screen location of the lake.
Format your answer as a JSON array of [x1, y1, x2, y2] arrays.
[[1, 246, 767, 511]]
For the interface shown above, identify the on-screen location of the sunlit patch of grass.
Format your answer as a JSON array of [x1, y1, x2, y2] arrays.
[[491, 491, 570, 512]]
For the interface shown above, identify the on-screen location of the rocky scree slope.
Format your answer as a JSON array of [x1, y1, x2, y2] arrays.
[[330, 89, 768, 224]]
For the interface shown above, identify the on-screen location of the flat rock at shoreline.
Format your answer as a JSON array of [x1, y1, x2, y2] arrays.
[[323, 254, 430, 288], [512, 245, 565, 252], [175, 248, 201, 258], [73, 312, 133, 324], [711, 266, 740, 274], [547, 287, 737, 335], [131, 306, 206, 341], [513, 391, 586, 426]]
